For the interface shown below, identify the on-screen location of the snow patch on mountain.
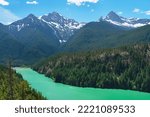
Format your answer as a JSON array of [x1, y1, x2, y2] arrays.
[[105, 19, 146, 28], [103, 11, 150, 28], [17, 24, 25, 31], [6, 12, 85, 43], [40, 12, 85, 41], [59, 40, 67, 43]]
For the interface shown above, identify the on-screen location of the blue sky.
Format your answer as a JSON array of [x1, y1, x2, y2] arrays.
[[0, 0, 150, 24]]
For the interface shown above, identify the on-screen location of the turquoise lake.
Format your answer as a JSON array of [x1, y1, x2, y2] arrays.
[[15, 67, 150, 100]]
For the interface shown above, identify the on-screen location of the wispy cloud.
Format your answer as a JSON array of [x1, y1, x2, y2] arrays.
[[67, 0, 99, 6], [144, 10, 150, 15], [0, 7, 19, 24], [0, 0, 9, 6], [133, 8, 140, 13], [133, 8, 150, 16], [26, 0, 38, 5], [117, 11, 123, 15]]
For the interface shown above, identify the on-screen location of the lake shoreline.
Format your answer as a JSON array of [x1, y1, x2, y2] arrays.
[[14, 67, 150, 100]]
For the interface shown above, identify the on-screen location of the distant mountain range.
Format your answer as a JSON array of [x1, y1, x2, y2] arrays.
[[1, 11, 150, 65], [8, 12, 85, 43], [62, 21, 126, 52], [63, 20, 150, 52], [102, 11, 150, 28], [0, 12, 84, 64]]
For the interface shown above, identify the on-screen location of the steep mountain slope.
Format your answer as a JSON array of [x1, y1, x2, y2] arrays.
[[34, 44, 150, 93], [63, 21, 126, 52], [103, 11, 150, 28], [40, 12, 85, 42], [5, 14, 60, 64], [1, 11, 150, 65], [63, 20, 150, 52], [8, 14, 60, 46], [106, 24, 150, 46], [0, 24, 24, 64], [0, 12, 85, 64]]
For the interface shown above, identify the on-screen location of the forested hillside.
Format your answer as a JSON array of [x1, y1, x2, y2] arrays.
[[0, 65, 45, 100], [63, 21, 126, 52], [0, 15, 60, 65], [34, 44, 150, 93], [63, 21, 150, 52]]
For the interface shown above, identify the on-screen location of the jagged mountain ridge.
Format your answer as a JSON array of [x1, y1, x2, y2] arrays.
[[1, 11, 150, 65], [8, 12, 85, 43], [40, 12, 85, 42], [102, 11, 150, 28], [8, 14, 59, 45], [0, 12, 85, 64], [0, 14, 61, 64]]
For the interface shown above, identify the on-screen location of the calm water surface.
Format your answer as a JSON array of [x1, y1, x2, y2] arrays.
[[15, 68, 150, 100]]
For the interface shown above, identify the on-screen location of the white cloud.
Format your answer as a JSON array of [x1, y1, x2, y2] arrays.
[[0, 0, 9, 6], [0, 7, 19, 24], [144, 10, 150, 15], [117, 11, 123, 15], [67, 0, 99, 6], [133, 8, 140, 13], [133, 8, 150, 16], [26, 1, 38, 5]]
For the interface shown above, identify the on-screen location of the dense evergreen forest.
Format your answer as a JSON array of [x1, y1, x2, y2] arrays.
[[0, 65, 45, 100], [34, 44, 150, 93]]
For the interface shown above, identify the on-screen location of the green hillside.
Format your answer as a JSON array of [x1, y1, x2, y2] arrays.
[[0, 65, 45, 100], [106, 25, 150, 46], [0, 16, 60, 65], [63, 21, 150, 52], [63, 21, 126, 52], [34, 44, 150, 93], [0, 26, 25, 64]]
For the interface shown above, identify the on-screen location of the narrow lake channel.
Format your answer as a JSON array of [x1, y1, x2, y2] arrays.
[[14, 67, 150, 100]]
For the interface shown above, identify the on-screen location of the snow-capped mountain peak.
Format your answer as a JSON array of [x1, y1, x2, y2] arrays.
[[6, 12, 85, 43], [41, 12, 84, 29], [40, 12, 85, 41], [8, 14, 45, 32], [102, 11, 150, 28], [105, 11, 123, 23]]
